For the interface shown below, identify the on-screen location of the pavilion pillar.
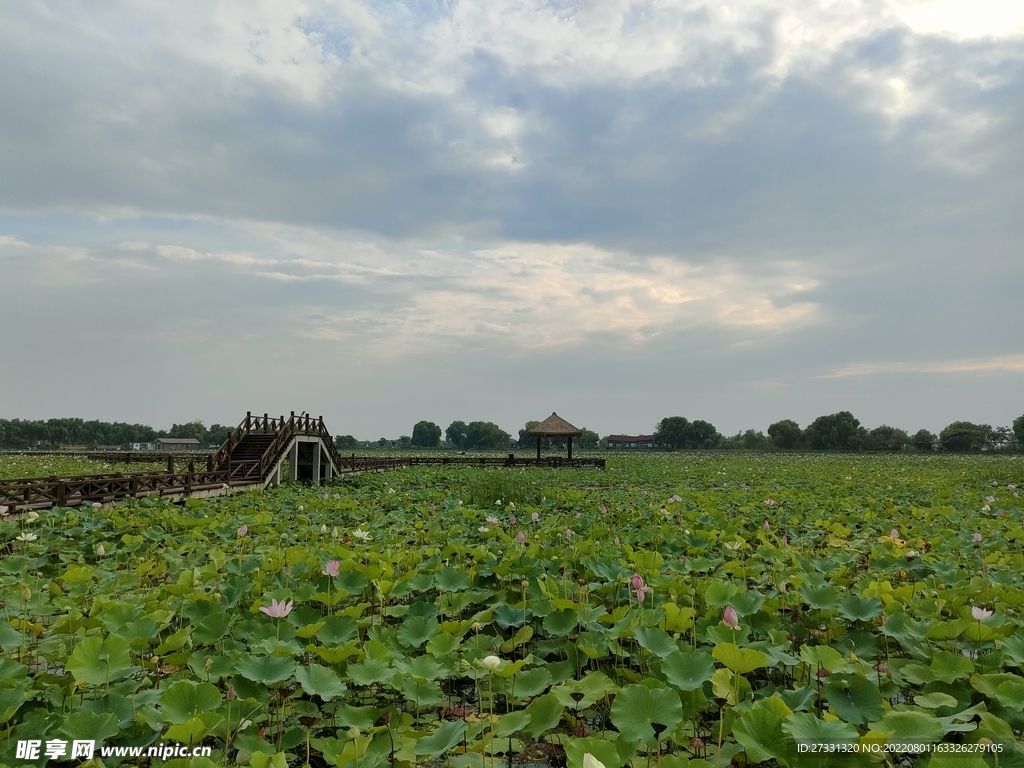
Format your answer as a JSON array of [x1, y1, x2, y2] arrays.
[[568, 436, 573, 461], [289, 440, 299, 482], [312, 441, 322, 486], [536, 436, 541, 461]]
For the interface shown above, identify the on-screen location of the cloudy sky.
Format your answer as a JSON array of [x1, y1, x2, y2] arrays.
[[1, 0, 1021, 439]]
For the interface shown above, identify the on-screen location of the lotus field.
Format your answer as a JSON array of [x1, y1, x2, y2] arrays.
[[2, 453, 1024, 768]]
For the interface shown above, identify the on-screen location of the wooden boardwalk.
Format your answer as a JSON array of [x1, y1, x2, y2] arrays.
[[0, 411, 604, 512]]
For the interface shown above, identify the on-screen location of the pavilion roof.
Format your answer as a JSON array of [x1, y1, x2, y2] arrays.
[[529, 412, 582, 437]]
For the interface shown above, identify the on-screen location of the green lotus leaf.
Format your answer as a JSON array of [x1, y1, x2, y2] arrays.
[[633, 627, 678, 658], [662, 648, 715, 691], [869, 710, 944, 742], [914, 692, 959, 709], [798, 584, 841, 611], [295, 665, 347, 700], [543, 608, 579, 637], [492, 604, 530, 629], [610, 684, 684, 745], [552, 671, 618, 708], [838, 596, 883, 622], [732, 695, 793, 763], [415, 720, 467, 758], [714, 642, 769, 675], [565, 736, 625, 768], [522, 693, 564, 739], [799, 645, 850, 674], [67, 635, 133, 686], [160, 680, 222, 723], [347, 658, 393, 686], [494, 710, 531, 737], [930, 650, 974, 683], [58, 710, 120, 743], [0, 620, 26, 651], [703, 582, 740, 610], [192, 611, 234, 644], [397, 615, 439, 648], [435, 567, 471, 592], [512, 667, 553, 700], [823, 675, 884, 724], [235, 654, 297, 685], [782, 712, 858, 746]]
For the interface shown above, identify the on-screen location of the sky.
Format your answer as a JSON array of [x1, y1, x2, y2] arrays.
[[1, 0, 1022, 440]]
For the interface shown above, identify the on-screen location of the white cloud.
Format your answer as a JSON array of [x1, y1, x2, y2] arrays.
[[823, 353, 1024, 378]]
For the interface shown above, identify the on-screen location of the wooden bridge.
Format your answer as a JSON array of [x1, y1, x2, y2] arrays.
[[0, 411, 604, 512]]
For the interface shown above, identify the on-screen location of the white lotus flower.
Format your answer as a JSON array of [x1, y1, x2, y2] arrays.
[[583, 754, 606, 768], [353, 528, 371, 541], [481, 655, 501, 672]]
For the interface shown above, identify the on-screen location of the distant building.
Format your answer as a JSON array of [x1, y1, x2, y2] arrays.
[[131, 442, 157, 451], [154, 438, 200, 452], [607, 434, 655, 449]]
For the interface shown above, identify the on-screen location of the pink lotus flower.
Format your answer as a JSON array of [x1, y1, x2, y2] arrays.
[[973, 533, 982, 542], [764, 499, 776, 506], [0, 505, 8, 516], [600, 505, 607, 514], [237, 525, 248, 536], [576, 511, 582, 518], [632, 574, 645, 591], [515, 531, 525, 544], [635, 585, 651, 602], [260, 598, 293, 618], [510, 515, 516, 525], [972, 606, 993, 621], [722, 605, 740, 630], [763, 520, 770, 531], [564, 528, 574, 537], [986, 496, 995, 503], [322, 560, 340, 578], [531, 512, 540, 522], [1009, 484, 1016, 490], [890, 528, 899, 538], [486, 515, 499, 524]]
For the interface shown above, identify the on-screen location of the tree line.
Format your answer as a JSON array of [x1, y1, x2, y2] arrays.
[[338, 412, 1024, 453], [656, 411, 1024, 452], [0, 418, 234, 450]]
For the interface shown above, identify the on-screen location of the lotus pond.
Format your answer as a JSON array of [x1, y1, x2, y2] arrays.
[[2, 453, 1024, 768], [0, 456, 165, 480]]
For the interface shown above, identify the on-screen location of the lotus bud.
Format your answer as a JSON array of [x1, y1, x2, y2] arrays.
[[22, 587, 31, 602], [226, 685, 236, 701], [320, 524, 327, 534], [347, 727, 360, 740], [96, 544, 105, 557], [722, 605, 740, 630], [482, 655, 501, 672]]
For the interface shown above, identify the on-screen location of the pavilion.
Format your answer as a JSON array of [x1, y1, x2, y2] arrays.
[[529, 412, 582, 461]]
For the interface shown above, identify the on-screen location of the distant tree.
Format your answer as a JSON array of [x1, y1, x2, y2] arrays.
[[724, 429, 772, 450], [910, 429, 937, 450], [376, 437, 389, 448], [335, 434, 358, 450], [464, 421, 512, 449], [767, 419, 802, 449], [654, 417, 689, 449], [517, 421, 540, 448], [684, 420, 720, 448], [411, 420, 442, 448], [446, 421, 469, 449], [206, 424, 233, 447], [803, 412, 866, 450], [940, 421, 991, 452], [1015, 415, 1024, 449], [991, 426, 1013, 450], [399, 435, 412, 448], [168, 421, 208, 442], [864, 425, 910, 452], [578, 428, 600, 449]]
